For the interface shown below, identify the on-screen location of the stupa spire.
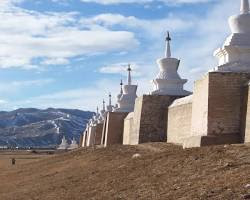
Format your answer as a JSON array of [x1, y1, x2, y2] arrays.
[[241, 0, 249, 14], [165, 31, 171, 58], [109, 93, 112, 106], [102, 99, 105, 111], [96, 106, 99, 114], [127, 64, 132, 85], [120, 79, 123, 94]]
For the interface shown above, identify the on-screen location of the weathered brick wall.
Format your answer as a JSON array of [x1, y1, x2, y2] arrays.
[[101, 114, 108, 145], [83, 130, 88, 147], [167, 95, 193, 144], [104, 112, 129, 147], [191, 74, 209, 136], [133, 95, 182, 144], [87, 126, 96, 147], [95, 123, 104, 145], [207, 72, 250, 137], [241, 85, 250, 143], [188, 72, 250, 147], [130, 96, 143, 145], [79, 133, 83, 148], [123, 112, 134, 145]]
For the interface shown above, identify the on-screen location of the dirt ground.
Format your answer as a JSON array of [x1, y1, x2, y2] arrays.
[[0, 143, 250, 200], [0, 150, 54, 169]]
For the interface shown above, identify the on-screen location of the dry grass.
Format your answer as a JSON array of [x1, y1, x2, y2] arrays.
[[0, 143, 250, 200], [0, 150, 54, 169]]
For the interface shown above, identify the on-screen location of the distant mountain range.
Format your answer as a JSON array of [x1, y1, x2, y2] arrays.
[[0, 108, 94, 148]]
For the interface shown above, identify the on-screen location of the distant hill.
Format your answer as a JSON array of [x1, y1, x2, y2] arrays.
[[0, 108, 94, 148]]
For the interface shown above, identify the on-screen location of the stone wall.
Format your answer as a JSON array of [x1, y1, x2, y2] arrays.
[[167, 95, 193, 145], [131, 95, 183, 144], [191, 74, 209, 136], [103, 112, 129, 147], [95, 123, 104, 145], [79, 133, 83, 148], [207, 72, 250, 136], [87, 126, 96, 147], [82, 130, 88, 147], [101, 115, 108, 146], [242, 85, 250, 143], [183, 72, 250, 148], [123, 112, 134, 145]]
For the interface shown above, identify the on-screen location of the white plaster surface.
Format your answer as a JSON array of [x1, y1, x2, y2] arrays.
[[214, 0, 250, 72]]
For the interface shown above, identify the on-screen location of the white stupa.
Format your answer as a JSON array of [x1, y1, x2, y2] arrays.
[[106, 93, 113, 112], [151, 32, 190, 96], [98, 100, 106, 123], [114, 80, 123, 110], [68, 138, 78, 150], [214, 0, 250, 72], [57, 136, 69, 150], [92, 110, 99, 126], [115, 65, 138, 112]]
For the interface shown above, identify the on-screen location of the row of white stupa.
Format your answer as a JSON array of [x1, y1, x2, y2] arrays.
[[58, 137, 78, 150], [86, 29, 191, 129], [68, 0, 250, 148], [93, 0, 250, 116]]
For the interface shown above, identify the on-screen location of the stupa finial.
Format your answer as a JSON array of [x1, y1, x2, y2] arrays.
[[109, 93, 112, 106], [102, 99, 105, 111], [120, 79, 123, 94], [241, 0, 249, 14], [165, 31, 171, 58], [127, 64, 132, 85]]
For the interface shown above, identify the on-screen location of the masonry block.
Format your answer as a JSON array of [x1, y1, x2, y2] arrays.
[[167, 95, 193, 145], [103, 112, 129, 147], [128, 95, 184, 145], [94, 123, 104, 145], [183, 72, 250, 148]]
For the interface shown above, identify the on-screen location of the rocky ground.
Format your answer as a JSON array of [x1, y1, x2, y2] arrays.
[[0, 143, 250, 200]]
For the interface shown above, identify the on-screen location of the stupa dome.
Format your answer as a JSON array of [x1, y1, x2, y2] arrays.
[[213, 0, 250, 72], [114, 64, 138, 113], [229, 0, 250, 33]]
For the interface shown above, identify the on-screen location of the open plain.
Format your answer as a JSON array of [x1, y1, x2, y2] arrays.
[[0, 144, 250, 200]]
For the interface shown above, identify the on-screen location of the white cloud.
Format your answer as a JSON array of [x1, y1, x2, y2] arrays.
[[41, 58, 69, 65], [81, 13, 194, 37], [0, 79, 55, 94], [0, 1, 139, 69], [0, 79, 122, 111], [99, 62, 145, 78], [80, 0, 215, 5]]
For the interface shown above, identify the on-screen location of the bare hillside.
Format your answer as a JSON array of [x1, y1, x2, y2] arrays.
[[0, 143, 250, 200]]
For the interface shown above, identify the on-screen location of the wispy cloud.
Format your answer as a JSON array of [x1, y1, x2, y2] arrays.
[[0, 1, 139, 69], [80, 0, 215, 5]]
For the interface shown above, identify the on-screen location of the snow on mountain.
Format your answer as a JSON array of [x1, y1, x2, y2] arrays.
[[0, 108, 94, 148]]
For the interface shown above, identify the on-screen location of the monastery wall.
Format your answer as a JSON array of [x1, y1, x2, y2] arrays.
[[191, 74, 209, 137], [241, 85, 250, 143], [132, 95, 180, 144], [87, 126, 96, 147], [127, 96, 143, 145], [183, 72, 250, 148], [95, 123, 104, 145], [167, 95, 193, 144], [207, 72, 250, 137], [123, 112, 134, 145], [104, 112, 129, 147], [79, 134, 83, 148]]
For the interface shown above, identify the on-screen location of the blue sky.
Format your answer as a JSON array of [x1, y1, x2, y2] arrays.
[[0, 0, 240, 111]]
